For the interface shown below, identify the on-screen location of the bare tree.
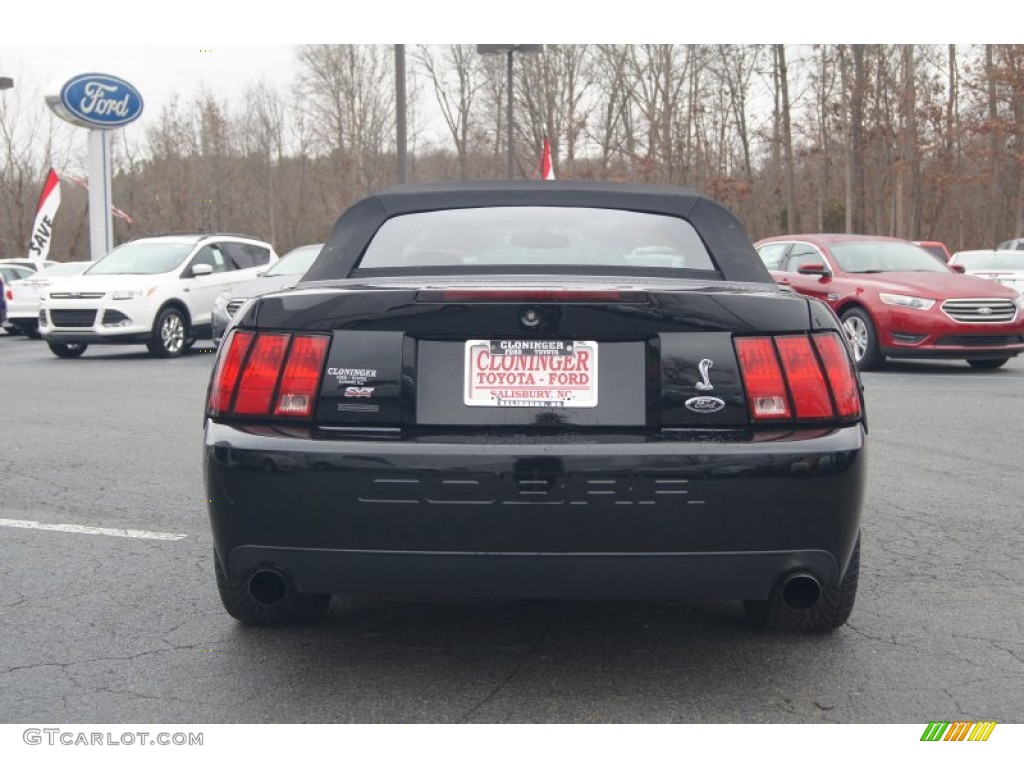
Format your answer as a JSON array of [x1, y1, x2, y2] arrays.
[[415, 45, 485, 180], [774, 45, 797, 232], [516, 45, 592, 178], [296, 44, 395, 198]]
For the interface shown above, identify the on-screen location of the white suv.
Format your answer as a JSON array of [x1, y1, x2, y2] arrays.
[[39, 234, 278, 358]]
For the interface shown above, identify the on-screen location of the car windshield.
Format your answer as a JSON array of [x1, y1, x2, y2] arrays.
[[953, 251, 1024, 270], [264, 245, 322, 277], [356, 207, 717, 272], [829, 241, 949, 273], [85, 242, 194, 275]]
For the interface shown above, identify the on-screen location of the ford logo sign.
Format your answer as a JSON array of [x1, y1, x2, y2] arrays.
[[685, 396, 726, 414], [49, 74, 144, 129]]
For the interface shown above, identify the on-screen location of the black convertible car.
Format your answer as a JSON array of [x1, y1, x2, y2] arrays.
[[204, 181, 866, 631]]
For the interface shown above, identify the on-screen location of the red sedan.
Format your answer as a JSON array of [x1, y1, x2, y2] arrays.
[[754, 234, 1024, 370]]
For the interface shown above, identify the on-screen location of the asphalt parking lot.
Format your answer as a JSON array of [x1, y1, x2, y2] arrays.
[[1, 332, 1022, 723]]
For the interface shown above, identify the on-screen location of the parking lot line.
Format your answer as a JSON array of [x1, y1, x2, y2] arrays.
[[0, 517, 186, 541]]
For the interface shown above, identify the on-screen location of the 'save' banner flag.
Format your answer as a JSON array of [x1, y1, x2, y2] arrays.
[[28, 168, 61, 262]]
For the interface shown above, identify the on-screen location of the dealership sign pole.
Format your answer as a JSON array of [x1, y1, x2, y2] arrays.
[[45, 74, 143, 260]]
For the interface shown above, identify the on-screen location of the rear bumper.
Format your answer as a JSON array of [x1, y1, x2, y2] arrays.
[[204, 422, 866, 601], [229, 547, 841, 601], [5, 316, 38, 333]]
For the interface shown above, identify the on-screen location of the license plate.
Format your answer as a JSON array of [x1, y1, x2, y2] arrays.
[[464, 339, 598, 408]]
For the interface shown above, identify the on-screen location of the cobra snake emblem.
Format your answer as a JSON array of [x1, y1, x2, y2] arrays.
[[695, 358, 714, 391]]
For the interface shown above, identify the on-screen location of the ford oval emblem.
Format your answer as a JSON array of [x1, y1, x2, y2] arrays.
[[56, 74, 144, 129], [685, 396, 726, 414]]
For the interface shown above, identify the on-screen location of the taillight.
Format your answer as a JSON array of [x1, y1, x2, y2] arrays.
[[813, 334, 861, 418], [273, 336, 330, 417], [774, 336, 832, 419], [234, 334, 291, 416], [208, 329, 329, 421], [734, 337, 791, 419], [736, 333, 861, 422], [208, 330, 254, 416]]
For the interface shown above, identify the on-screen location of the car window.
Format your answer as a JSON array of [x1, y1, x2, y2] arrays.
[[782, 244, 825, 273], [1, 266, 34, 282], [192, 244, 229, 273], [220, 243, 253, 269], [264, 245, 321, 277], [356, 207, 718, 273], [756, 243, 789, 270], [245, 245, 272, 266]]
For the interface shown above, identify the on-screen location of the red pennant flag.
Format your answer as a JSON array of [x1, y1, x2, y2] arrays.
[[539, 137, 555, 180]]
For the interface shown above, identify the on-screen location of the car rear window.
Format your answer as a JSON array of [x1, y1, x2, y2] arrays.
[[355, 207, 717, 273], [954, 251, 1024, 270]]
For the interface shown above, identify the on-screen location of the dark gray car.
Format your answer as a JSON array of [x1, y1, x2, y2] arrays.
[[211, 244, 323, 343]]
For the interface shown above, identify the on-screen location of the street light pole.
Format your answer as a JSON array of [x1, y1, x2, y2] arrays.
[[395, 45, 407, 184], [506, 49, 514, 179], [476, 45, 544, 179]]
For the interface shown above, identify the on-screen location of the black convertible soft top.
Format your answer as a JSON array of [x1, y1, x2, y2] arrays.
[[302, 181, 771, 284]]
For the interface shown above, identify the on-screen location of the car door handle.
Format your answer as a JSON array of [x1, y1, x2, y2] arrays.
[[778, 278, 791, 285]]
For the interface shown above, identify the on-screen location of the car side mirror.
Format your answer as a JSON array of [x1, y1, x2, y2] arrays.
[[797, 262, 832, 278], [191, 264, 214, 277], [950, 264, 966, 274]]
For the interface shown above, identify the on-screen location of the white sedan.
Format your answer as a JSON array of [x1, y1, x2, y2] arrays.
[[948, 249, 1024, 294], [4, 261, 90, 336]]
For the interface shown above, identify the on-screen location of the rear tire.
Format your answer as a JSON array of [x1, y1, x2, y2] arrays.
[[47, 341, 88, 358], [147, 307, 188, 358], [744, 534, 860, 632], [840, 308, 883, 370], [214, 550, 330, 625], [967, 357, 1009, 370]]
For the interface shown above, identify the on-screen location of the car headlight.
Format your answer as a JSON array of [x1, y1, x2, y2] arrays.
[[878, 293, 935, 311], [112, 289, 151, 300], [1014, 292, 1024, 312]]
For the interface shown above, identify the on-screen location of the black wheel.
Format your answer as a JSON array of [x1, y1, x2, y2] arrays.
[[47, 341, 88, 358], [214, 550, 330, 625], [840, 308, 883, 370], [4, 325, 22, 336], [147, 307, 188, 358], [967, 357, 1009, 370], [744, 534, 860, 632]]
